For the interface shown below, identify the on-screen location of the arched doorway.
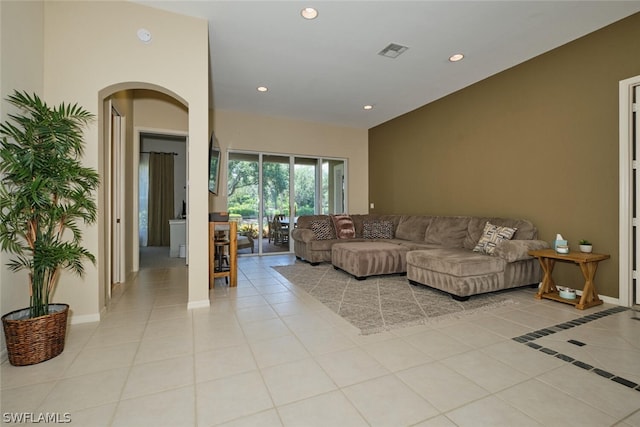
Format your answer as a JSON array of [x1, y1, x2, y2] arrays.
[[98, 84, 189, 306]]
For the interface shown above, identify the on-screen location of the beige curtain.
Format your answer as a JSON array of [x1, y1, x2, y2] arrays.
[[147, 152, 174, 246]]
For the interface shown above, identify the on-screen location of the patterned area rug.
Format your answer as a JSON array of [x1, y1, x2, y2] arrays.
[[273, 262, 517, 335]]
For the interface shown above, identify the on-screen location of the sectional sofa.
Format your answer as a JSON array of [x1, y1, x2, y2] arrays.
[[291, 214, 549, 300]]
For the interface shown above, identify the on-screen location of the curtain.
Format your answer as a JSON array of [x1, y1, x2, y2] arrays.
[[147, 152, 174, 246], [139, 153, 149, 247]]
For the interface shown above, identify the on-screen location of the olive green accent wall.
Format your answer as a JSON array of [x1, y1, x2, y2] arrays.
[[369, 13, 640, 298]]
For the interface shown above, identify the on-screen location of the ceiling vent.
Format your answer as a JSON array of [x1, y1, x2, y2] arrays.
[[378, 43, 409, 59]]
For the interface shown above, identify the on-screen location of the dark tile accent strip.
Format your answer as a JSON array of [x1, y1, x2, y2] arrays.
[[514, 306, 639, 393], [593, 368, 615, 379], [612, 377, 638, 389], [573, 361, 593, 370], [555, 354, 575, 363]]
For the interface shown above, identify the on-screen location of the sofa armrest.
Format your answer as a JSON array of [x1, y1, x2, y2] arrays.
[[292, 228, 315, 243], [494, 239, 550, 262]]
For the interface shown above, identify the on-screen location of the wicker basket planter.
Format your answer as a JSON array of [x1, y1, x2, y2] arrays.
[[2, 304, 69, 366]]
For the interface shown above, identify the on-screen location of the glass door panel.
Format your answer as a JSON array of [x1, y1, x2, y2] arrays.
[[263, 155, 290, 253], [227, 152, 259, 254], [294, 157, 318, 216], [322, 159, 346, 214]]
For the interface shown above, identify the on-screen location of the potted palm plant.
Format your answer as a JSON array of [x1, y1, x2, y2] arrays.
[[0, 91, 99, 366]]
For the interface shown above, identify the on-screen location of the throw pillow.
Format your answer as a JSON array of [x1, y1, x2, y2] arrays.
[[310, 219, 333, 240], [473, 222, 517, 255], [363, 220, 394, 239], [331, 214, 355, 239]]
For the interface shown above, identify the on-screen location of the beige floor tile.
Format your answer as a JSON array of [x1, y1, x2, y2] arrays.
[[196, 370, 273, 426], [84, 321, 146, 348], [361, 337, 431, 372], [122, 354, 194, 399], [480, 340, 565, 377], [142, 316, 193, 341], [112, 385, 195, 427], [411, 415, 458, 427], [240, 317, 291, 341], [194, 343, 257, 383], [497, 378, 617, 426], [315, 347, 390, 387], [294, 326, 356, 355], [536, 364, 640, 419], [67, 403, 117, 427], [281, 312, 334, 334], [235, 304, 279, 324], [342, 374, 439, 426], [402, 329, 474, 360], [435, 321, 505, 348], [218, 409, 283, 427], [249, 334, 310, 368], [261, 358, 337, 406], [278, 390, 368, 427], [38, 367, 129, 413], [446, 395, 541, 426], [397, 361, 489, 412], [4, 252, 636, 427], [63, 341, 138, 378], [134, 333, 193, 364], [441, 349, 528, 392], [0, 380, 57, 413]]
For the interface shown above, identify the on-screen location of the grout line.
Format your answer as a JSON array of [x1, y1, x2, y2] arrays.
[[512, 306, 639, 393]]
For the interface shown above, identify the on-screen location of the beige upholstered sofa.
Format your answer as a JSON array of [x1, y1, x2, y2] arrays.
[[291, 214, 549, 300]]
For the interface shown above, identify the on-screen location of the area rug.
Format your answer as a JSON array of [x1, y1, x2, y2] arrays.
[[272, 262, 518, 335]]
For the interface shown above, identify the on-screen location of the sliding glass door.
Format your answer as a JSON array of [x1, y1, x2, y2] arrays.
[[227, 151, 346, 255], [263, 155, 290, 254]]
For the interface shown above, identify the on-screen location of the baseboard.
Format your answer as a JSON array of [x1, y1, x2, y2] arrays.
[[187, 299, 210, 310], [1, 348, 7, 364], [69, 313, 101, 325]]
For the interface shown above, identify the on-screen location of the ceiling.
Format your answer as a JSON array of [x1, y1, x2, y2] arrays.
[[135, 1, 640, 129]]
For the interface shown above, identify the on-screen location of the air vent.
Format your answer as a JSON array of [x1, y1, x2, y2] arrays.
[[378, 43, 409, 59]]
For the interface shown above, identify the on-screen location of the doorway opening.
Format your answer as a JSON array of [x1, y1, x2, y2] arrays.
[[226, 150, 347, 255], [138, 133, 188, 268]]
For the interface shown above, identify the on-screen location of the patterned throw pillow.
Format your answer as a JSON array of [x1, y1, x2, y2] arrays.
[[310, 219, 333, 240], [363, 220, 394, 239], [331, 214, 355, 239], [473, 222, 517, 255]]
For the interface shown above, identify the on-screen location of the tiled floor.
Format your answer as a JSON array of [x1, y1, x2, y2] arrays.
[[2, 252, 639, 426]]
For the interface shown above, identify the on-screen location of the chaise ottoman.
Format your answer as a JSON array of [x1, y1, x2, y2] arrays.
[[331, 242, 409, 280]]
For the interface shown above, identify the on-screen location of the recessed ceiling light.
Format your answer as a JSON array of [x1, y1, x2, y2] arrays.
[[257, 86, 268, 92], [136, 28, 152, 43], [449, 53, 464, 62], [301, 7, 318, 20], [363, 105, 373, 110]]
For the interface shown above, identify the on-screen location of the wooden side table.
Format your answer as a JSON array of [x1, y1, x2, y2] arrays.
[[528, 248, 610, 310], [209, 221, 237, 288]]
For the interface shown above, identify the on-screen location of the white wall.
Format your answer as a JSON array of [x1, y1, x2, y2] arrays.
[[40, 0, 210, 318], [0, 0, 45, 358]]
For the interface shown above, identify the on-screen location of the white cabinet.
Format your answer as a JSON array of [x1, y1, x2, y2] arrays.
[[168, 219, 186, 257]]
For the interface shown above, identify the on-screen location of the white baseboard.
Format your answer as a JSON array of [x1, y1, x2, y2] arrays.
[[69, 313, 100, 325], [187, 299, 210, 310], [1, 348, 7, 364]]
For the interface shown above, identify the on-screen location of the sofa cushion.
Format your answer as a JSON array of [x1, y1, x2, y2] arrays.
[[464, 217, 538, 249], [396, 215, 432, 241], [473, 222, 517, 255], [406, 248, 506, 277], [363, 220, 394, 239], [424, 216, 470, 248], [310, 219, 334, 240], [331, 214, 356, 239]]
